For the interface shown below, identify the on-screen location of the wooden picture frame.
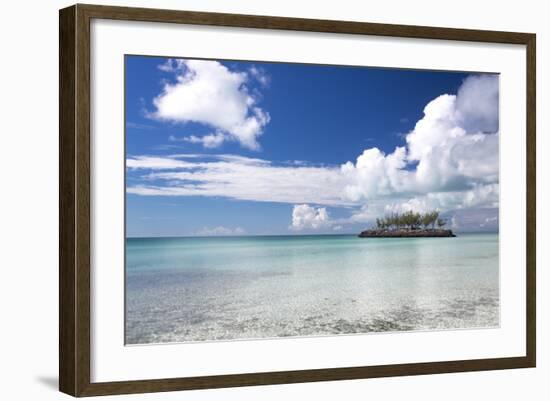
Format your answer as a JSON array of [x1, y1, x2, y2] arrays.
[[59, 3, 536, 397]]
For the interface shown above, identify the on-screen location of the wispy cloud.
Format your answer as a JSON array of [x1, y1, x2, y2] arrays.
[[126, 156, 196, 170], [195, 226, 246, 236], [127, 154, 349, 206], [126, 121, 155, 130], [248, 65, 270, 87]]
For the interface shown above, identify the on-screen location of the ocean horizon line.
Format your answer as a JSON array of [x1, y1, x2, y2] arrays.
[[126, 231, 499, 240]]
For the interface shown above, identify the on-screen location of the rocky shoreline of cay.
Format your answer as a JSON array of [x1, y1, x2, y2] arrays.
[[358, 229, 456, 238]]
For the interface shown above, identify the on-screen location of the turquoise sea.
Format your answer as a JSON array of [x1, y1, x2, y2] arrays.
[[125, 233, 499, 344]]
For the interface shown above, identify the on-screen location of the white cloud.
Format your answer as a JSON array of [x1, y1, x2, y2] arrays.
[[340, 75, 499, 203], [157, 58, 180, 72], [127, 154, 349, 205], [344, 182, 499, 225], [405, 76, 499, 193], [181, 132, 226, 148], [340, 146, 411, 202], [150, 59, 270, 150], [455, 74, 499, 133], [291, 204, 330, 230], [196, 226, 246, 236], [126, 156, 194, 170], [129, 74, 500, 227], [248, 66, 270, 87]]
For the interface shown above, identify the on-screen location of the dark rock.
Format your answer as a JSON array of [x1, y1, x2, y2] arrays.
[[358, 229, 456, 238]]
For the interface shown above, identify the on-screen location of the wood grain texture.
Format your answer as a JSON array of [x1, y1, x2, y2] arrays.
[[59, 5, 76, 396], [78, 3, 533, 44], [59, 3, 537, 397], [525, 34, 536, 367], [75, 4, 92, 396], [77, 357, 533, 396]]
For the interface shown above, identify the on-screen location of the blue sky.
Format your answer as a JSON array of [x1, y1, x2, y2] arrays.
[[125, 55, 500, 237]]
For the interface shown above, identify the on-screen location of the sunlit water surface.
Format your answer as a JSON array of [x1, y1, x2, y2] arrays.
[[125, 233, 499, 344]]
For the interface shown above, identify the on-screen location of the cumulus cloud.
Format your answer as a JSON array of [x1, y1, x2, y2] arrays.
[[196, 226, 246, 236], [291, 204, 330, 230], [341, 75, 499, 203], [405, 76, 499, 192], [129, 74, 500, 229], [455, 74, 499, 133], [150, 59, 270, 150], [340, 146, 411, 202]]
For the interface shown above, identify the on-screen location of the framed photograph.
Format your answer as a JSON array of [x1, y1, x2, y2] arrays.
[[59, 4, 536, 397]]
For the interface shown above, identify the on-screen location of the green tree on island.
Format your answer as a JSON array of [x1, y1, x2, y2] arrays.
[[374, 210, 444, 231]]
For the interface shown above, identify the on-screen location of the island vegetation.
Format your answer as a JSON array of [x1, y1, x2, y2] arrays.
[[358, 210, 456, 238]]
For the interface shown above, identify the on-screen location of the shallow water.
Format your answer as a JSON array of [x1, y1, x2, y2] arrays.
[[125, 233, 499, 344]]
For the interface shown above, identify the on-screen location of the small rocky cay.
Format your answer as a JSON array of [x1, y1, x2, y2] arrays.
[[358, 210, 456, 238]]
